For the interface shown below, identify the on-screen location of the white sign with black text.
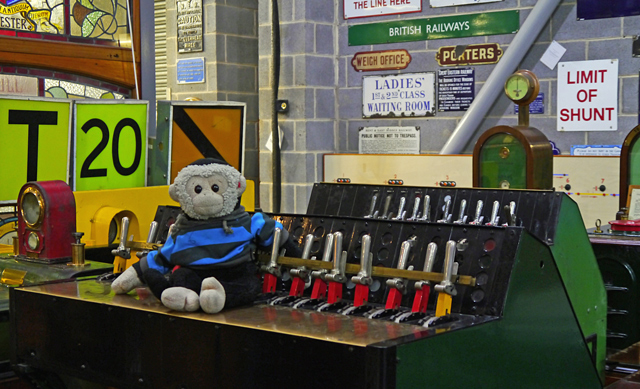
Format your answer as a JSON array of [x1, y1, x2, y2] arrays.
[[359, 126, 420, 154], [344, 0, 421, 19], [557, 59, 618, 132], [362, 72, 436, 118]]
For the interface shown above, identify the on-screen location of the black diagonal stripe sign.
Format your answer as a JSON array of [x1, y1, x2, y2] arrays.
[[172, 107, 226, 162]]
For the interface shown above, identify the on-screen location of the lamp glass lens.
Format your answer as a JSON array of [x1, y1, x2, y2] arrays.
[[27, 232, 39, 250], [22, 192, 42, 225]]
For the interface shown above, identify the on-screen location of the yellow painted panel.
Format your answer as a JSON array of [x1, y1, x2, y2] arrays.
[[170, 107, 244, 183], [74, 186, 178, 247], [74, 180, 254, 247], [171, 122, 204, 182], [184, 107, 242, 169]]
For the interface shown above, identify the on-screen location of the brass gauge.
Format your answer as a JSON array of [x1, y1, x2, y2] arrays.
[[504, 70, 539, 105], [504, 70, 540, 127]]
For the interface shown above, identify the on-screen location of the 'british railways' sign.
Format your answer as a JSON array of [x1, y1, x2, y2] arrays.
[[362, 72, 436, 118]]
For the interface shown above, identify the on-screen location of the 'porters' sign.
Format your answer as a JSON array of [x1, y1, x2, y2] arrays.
[[351, 49, 412, 72], [436, 43, 503, 66]]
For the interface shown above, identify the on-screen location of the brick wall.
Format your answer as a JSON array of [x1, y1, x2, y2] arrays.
[[165, 0, 260, 191], [258, 0, 639, 213]]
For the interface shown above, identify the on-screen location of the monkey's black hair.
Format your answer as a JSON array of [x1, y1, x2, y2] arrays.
[[188, 158, 230, 167]]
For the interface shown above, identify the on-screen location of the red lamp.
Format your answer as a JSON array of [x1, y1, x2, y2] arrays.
[[17, 181, 76, 263]]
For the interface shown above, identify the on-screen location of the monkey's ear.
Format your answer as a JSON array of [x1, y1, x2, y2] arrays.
[[237, 176, 246, 196], [169, 183, 179, 202]]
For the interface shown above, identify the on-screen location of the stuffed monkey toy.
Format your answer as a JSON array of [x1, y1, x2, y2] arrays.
[[111, 158, 295, 313]]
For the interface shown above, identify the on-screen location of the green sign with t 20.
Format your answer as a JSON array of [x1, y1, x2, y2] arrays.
[[348, 10, 519, 46]]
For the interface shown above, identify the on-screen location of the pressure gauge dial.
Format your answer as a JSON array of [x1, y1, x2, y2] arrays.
[[504, 70, 539, 106]]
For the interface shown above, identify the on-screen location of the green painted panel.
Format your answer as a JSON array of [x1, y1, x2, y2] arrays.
[[629, 138, 640, 185], [396, 232, 601, 388], [0, 97, 72, 202], [348, 10, 519, 46], [551, 195, 607, 382], [148, 101, 172, 186], [74, 101, 148, 191], [479, 133, 527, 189]]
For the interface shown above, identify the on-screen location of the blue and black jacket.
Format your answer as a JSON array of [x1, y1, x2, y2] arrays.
[[138, 207, 284, 275]]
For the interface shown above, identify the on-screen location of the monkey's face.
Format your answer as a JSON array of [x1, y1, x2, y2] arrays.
[[185, 173, 229, 219], [170, 162, 246, 220]]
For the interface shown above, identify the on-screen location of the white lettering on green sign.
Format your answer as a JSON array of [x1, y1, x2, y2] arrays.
[[349, 10, 519, 46]]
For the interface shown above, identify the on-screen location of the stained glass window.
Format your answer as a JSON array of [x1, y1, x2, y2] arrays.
[[0, 0, 130, 46], [0, 66, 129, 99], [70, 0, 130, 43]]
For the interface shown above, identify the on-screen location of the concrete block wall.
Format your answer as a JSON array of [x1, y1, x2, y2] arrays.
[[258, 1, 337, 213], [257, 0, 640, 213], [164, 0, 260, 190]]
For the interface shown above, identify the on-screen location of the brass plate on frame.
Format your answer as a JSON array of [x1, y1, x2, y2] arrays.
[[18, 279, 426, 347]]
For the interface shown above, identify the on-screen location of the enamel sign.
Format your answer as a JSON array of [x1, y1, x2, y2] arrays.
[[348, 10, 519, 46], [351, 49, 412, 72], [557, 59, 618, 132], [436, 43, 503, 66], [363, 72, 436, 118]]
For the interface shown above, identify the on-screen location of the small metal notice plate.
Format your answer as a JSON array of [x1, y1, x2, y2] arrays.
[[177, 0, 203, 53], [177, 58, 205, 84]]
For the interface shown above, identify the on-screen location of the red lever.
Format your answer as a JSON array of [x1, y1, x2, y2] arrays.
[[354, 284, 370, 307], [289, 277, 306, 297], [311, 279, 327, 300], [411, 285, 431, 313], [262, 273, 278, 294], [327, 282, 343, 304], [385, 288, 403, 310]]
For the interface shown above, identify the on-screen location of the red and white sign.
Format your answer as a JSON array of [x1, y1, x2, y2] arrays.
[[344, 0, 421, 19], [557, 59, 618, 132]]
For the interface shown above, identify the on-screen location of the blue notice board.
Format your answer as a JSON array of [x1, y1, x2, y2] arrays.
[[514, 93, 544, 114], [577, 0, 640, 20], [177, 58, 205, 84]]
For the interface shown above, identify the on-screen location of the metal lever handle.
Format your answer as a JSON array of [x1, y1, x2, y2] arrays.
[[380, 195, 392, 219], [408, 196, 421, 221], [386, 236, 416, 291], [301, 234, 314, 259], [290, 234, 314, 278], [419, 195, 431, 221], [365, 194, 378, 218], [325, 232, 347, 283], [438, 199, 452, 223], [147, 221, 158, 244], [454, 199, 467, 224], [393, 196, 406, 220], [261, 227, 282, 276], [352, 234, 373, 285], [470, 200, 484, 225], [137, 221, 159, 258], [415, 242, 438, 289], [486, 200, 500, 226], [508, 201, 516, 226], [311, 233, 334, 279], [434, 240, 457, 296], [111, 217, 131, 259]]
